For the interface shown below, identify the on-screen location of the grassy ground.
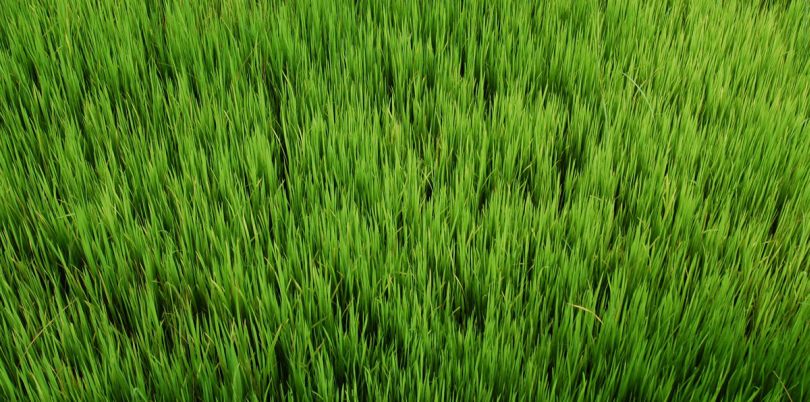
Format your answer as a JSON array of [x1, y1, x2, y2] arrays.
[[1, 0, 809, 400]]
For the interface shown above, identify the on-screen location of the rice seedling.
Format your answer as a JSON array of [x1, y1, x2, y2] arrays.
[[0, 0, 808, 400]]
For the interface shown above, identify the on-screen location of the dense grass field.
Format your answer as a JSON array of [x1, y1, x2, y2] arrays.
[[1, 0, 809, 400]]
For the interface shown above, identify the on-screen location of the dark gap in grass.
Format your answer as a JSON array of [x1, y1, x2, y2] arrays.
[[63, 347, 87, 392], [612, 182, 635, 237], [27, 63, 41, 93], [81, 135, 98, 172], [490, 367, 517, 402], [28, 233, 87, 299], [685, 251, 707, 287], [620, 381, 646, 401], [131, 190, 152, 227], [262, 61, 291, 205], [699, 172, 712, 205], [667, 184, 681, 237], [756, 0, 791, 13], [425, 99, 441, 154], [382, 52, 396, 105], [334, 275, 355, 333], [243, 321, 271, 397], [480, 66, 498, 119], [188, 71, 203, 106], [593, 90, 609, 148], [358, 367, 372, 401], [460, 46, 497, 117], [211, 346, 227, 386], [190, 281, 211, 321], [359, 303, 388, 353], [476, 159, 494, 215], [144, 0, 165, 24], [148, 51, 177, 92], [594, 275, 613, 316], [5, 91, 24, 131], [225, 164, 250, 221], [477, 185, 492, 217], [557, 166, 568, 215], [156, 2, 177, 89], [744, 302, 756, 339], [678, 2, 690, 29], [459, 47, 467, 78], [695, 85, 710, 133], [578, 354, 601, 397], [396, 209, 406, 247], [0, 23, 9, 51], [555, 141, 571, 214], [80, 62, 94, 99], [107, 292, 137, 338], [612, 180, 622, 223], [453, 286, 486, 335], [165, 133, 183, 179], [273, 342, 292, 397], [425, 59, 437, 95], [155, 287, 175, 352], [518, 161, 540, 207], [187, 376, 204, 402], [333, 326, 372, 401], [383, 316, 408, 362], [523, 239, 538, 284], [663, 155, 672, 179], [317, 25, 336, 73], [544, 363, 555, 395], [212, 188, 233, 230], [690, 167, 702, 199], [54, 261, 73, 298], [714, 367, 734, 401], [331, 304, 365, 395], [423, 174, 434, 203], [139, 28, 157, 78], [767, 195, 784, 238], [110, 375, 134, 402], [334, 357, 349, 395], [101, 106, 130, 173]]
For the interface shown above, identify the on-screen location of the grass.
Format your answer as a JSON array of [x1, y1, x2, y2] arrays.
[[0, 0, 809, 400]]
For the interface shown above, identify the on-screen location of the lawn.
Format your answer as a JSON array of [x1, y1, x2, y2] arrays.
[[1, 0, 809, 400]]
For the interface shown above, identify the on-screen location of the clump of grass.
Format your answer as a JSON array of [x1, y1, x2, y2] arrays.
[[1, 0, 808, 400]]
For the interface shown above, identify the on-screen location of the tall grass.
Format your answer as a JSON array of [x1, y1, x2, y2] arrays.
[[1, 0, 808, 400]]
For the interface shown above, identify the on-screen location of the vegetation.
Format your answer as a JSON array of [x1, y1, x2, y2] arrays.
[[1, 0, 808, 400]]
